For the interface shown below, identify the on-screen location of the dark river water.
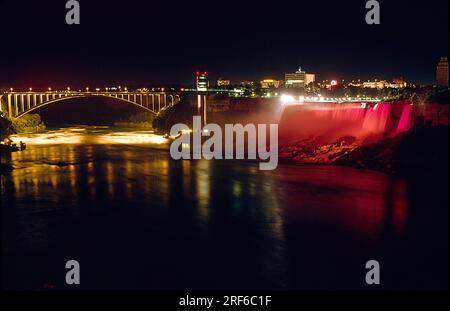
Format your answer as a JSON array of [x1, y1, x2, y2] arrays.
[[1, 126, 448, 290]]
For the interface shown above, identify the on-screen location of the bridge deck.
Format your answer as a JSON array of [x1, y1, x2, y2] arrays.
[[0, 91, 181, 118]]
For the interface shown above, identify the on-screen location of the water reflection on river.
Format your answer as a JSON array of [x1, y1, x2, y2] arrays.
[[1, 127, 448, 290]]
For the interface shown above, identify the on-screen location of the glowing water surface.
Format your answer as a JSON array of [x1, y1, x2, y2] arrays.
[[11, 126, 169, 146]]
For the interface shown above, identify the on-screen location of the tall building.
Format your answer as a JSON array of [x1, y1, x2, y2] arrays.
[[305, 73, 316, 86], [196, 71, 208, 91], [436, 57, 449, 87], [285, 67, 314, 88]]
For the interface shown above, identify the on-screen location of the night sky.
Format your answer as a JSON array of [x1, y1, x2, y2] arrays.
[[1, 0, 448, 87]]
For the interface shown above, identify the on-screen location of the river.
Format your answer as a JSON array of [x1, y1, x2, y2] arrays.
[[1, 126, 448, 290]]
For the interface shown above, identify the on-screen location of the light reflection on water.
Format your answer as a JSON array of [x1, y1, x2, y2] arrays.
[[11, 126, 169, 145], [1, 126, 448, 290]]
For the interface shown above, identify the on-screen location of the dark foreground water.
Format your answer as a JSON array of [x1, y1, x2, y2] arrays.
[[1, 127, 448, 290]]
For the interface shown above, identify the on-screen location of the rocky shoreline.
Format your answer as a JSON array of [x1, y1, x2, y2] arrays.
[[280, 125, 449, 175]]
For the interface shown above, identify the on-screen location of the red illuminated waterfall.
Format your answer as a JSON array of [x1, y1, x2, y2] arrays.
[[396, 104, 415, 133], [279, 102, 416, 144], [362, 103, 392, 134]]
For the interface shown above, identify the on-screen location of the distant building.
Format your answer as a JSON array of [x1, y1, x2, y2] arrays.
[[240, 80, 254, 86], [260, 79, 283, 89], [196, 71, 208, 91], [389, 78, 407, 88], [436, 57, 449, 87], [217, 78, 231, 86], [285, 67, 314, 88], [349, 78, 406, 89], [348, 80, 363, 87], [362, 80, 388, 89]]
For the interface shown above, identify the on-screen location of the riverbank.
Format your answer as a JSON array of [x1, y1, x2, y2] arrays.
[[1, 113, 46, 145], [280, 124, 449, 176], [11, 113, 46, 133], [114, 112, 155, 129], [1, 113, 46, 173]]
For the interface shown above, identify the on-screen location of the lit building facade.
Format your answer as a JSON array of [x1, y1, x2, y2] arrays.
[[348, 78, 406, 89], [389, 78, 407, 88], [217, 78, 231, 86], [305, 73, 316, 86], [436, 57, 449, 87], [260, 79, 283, 89], [362, 80, 388, 89], [285, 67, 314, 88]]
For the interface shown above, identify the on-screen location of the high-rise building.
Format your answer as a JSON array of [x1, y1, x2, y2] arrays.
[[305, 73, 316, 86], [285, 67, 313, 88], [436, 57, 449, 87], [196, 71, 209, 91]]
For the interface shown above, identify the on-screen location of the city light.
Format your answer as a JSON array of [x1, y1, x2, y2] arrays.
[[280, 94, 295, 105]]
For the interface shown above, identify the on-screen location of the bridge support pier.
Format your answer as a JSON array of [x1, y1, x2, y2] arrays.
[[197, 94, 207, 126], [8, 94, 13, 118]]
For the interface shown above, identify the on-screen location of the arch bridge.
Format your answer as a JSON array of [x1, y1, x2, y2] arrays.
[[0, 91, 181, 118]]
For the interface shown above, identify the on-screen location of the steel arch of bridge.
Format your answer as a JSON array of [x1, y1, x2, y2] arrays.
[[0, 92, 181, 118]]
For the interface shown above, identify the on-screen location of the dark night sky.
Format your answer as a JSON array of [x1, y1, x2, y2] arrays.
[[0, 0, 448, 88]]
